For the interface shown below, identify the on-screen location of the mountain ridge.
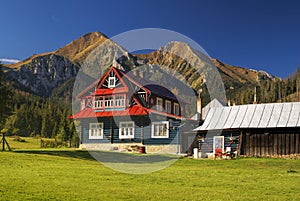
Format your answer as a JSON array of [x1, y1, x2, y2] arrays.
[[2, 31, 286, 103]]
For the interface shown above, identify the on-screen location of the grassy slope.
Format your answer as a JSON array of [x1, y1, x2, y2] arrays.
[[5, 136, 42, 150], [0, 149, 299, 201]]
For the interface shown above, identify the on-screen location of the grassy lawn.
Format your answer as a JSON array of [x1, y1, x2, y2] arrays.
[[0, 148, 299, 200], [4, 136, 42, 150]]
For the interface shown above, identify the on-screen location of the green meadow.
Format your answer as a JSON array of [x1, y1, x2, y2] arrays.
[[0, 137, 299, 200]]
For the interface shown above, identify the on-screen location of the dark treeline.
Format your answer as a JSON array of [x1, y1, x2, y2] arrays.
[[226, 69, 300, 105], [4, 91, 78, 143]]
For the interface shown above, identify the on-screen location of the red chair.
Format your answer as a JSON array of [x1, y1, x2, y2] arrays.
[[214, 148, 223, 158]]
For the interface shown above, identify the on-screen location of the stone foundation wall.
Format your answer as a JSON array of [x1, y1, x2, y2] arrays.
[[80, 143, 179, 154]]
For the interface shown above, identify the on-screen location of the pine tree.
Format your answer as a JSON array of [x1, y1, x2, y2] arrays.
[[0, 63, 13, 129]]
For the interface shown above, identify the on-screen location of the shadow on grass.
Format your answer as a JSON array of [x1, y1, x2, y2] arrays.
[[13, 149, 179, 164], [89, 151, 179, 164], [13, 149, 96, 161]]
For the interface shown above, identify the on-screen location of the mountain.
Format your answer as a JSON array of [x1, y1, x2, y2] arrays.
[[135, 41, 275, 105], [5, 54, 79, 97], [4, 32, 132, 97], [55, 32, 109, 65], [8, 32, 108, 70], [3, 31, 295, 105]]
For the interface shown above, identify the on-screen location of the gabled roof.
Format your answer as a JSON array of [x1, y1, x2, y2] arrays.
[[195, 102, 300, 131], [118, 69, 178, 101], [77, 66, 180, 101]]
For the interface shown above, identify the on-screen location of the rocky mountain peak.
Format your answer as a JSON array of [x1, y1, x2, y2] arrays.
[[6, 54, 79, 97], [55, 31, 109, 64]]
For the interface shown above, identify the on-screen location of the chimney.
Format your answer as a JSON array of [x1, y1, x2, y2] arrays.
[[253, 86, 257, 104], [197, 89, 202, 114]]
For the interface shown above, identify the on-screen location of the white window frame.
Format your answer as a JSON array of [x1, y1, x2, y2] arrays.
[[89, 123, 104, 139], [156, 97, 163, 112], [108, 76, 116, 88], [174, 103, 180, 115], [94, 97, 103, 109], [119, 121, 135, 139], [115, 95, 125, 107], [151, 121, 169, 138], [104, 96, 114, 107], [165, 100, 171, 113]]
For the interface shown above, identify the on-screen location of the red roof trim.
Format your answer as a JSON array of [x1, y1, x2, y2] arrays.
[[96, 67, 127, 90], [69, 105, 148, 119], [92, 87, 129, 96]]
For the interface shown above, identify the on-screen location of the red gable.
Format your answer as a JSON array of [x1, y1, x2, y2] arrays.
[[70, 66, 187, 120]]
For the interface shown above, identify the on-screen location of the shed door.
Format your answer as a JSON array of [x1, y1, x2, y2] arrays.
[[213, 136, 224, 154]]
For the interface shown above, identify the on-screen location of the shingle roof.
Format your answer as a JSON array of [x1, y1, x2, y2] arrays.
[[195, 102, 300, 131]]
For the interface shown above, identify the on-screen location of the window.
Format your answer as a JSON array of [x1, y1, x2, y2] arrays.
[[89, 123, 103, 139], [151, 121, 169, 138], [174, 103, 180, 115], [156, 97, 163, 112], [94, 97, 103, 109], [165, 100, 171, 113], [108, 76, 116, 88], [119, 121, 134, 139], [115, 95, 125, 107], [104, 96, 114, 107]]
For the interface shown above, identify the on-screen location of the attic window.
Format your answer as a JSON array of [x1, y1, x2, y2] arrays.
[[174, 103, 180, 115], [156, 97, 163, 112], [108, 76, 116, 88]]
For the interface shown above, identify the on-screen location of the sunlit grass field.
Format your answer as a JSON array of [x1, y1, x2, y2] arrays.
[[0, 137, 299, 200]]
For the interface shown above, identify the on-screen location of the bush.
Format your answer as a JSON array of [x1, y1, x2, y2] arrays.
[[40, 138, 68, 148], [12, 136, 26, 142]]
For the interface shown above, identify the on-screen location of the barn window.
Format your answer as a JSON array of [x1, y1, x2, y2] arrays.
[[165, 100, 171, 113], [151, 121, 169, 138], [89, 123, 104, 139], [108, 76, 116, 88], [119, 121, 135, 139]]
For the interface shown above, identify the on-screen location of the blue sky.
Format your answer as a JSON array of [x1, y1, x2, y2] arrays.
[[1, 0, 300, 78]]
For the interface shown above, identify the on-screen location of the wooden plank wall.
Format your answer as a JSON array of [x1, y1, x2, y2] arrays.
[[242, 132, 300, 157]]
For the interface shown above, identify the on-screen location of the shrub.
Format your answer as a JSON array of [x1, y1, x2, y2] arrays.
[[12, 135, 26, 142]]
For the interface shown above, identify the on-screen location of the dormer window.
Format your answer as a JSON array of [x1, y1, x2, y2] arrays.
[[156, 97, 163, 112], [165, 100, 171, 113], [174, 103, 180, 115], [108, 76, 116, 88]]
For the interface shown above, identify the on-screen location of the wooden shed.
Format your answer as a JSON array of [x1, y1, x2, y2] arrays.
[[194, 102, 300, 157]]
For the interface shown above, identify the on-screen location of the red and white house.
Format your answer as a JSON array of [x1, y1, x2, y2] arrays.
[[70, 66, 198, 153]]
